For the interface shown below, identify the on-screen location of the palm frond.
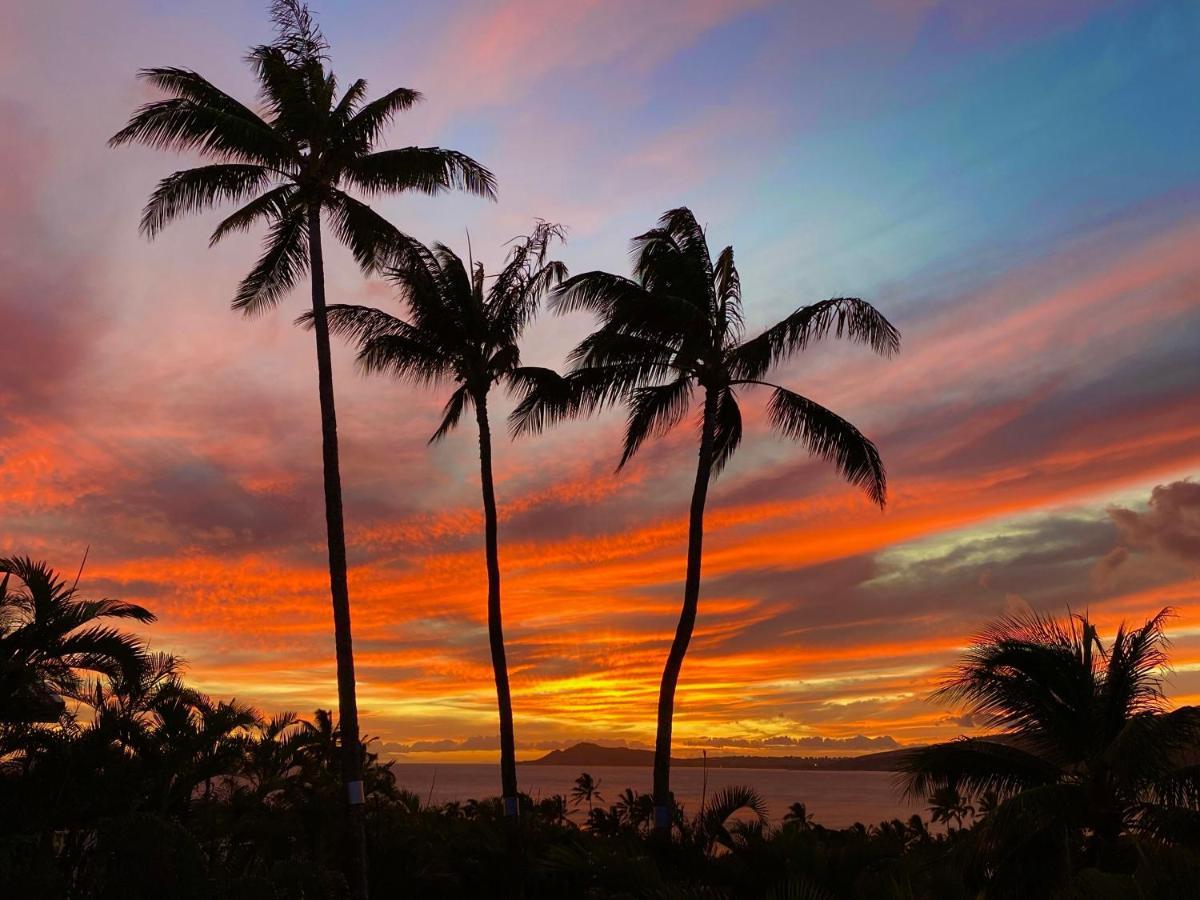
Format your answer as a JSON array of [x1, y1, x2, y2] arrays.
[[356, 332, 452, 387], [1104, 608, 1173, 724], [551, 271, 652, 317], [246, 44, 319, 136], [325, 189, 404, 272], [698, 784, 768, 852], [632, 207, 713, 310], [619, 378, 694, 468], [731, 298, 900, 381], [111, 68, 289, 165], [384, 235, 450, 324], [268, 0, 329, 64], [110, 98, 286, 166], [899, 738, 1062, 800], [711, 387, 743, 475], [429, 385, 473, 444], [1121, 709, 1200, 802], [765, 386, 887, 507], [330, 77, 368, 125], [139, 164, 272, 238], [67, 598, 156, 624], [209, 184, 297, 246], [712, 245, 743, 346], [566, 328, 676, 377], [298, 303, 411, 345], [487, 221, 568, 339], [507, 366, 630, 436], [341, 86, 423, 147], [507, 367, 576, 437], [232, 209, 308, 315], [345, 147, 497, 199]]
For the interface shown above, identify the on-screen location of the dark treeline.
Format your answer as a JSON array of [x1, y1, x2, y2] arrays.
[[3, 555, 1199, 898]]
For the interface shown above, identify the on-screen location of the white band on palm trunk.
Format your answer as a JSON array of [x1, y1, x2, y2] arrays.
[[347, 780, 365, 805]]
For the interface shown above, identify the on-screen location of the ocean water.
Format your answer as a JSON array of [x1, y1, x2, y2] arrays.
[[391, 764, 928, 828]]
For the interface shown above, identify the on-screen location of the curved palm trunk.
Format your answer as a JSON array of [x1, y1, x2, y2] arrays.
[[306, 202, 369, 898], [652, 388, 719, 835], [474, 392, 520, 815]]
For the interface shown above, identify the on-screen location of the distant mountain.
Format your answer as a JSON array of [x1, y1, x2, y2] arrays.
[[523, 742, 912, 772], [527, 742, 654, 767]]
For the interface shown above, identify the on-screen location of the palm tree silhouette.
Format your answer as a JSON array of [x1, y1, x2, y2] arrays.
[[1, 556, 153, 724], [782, 801, 815, 830], [511, 207, 898, 833], [570, 772, 604, 813], [305, 222, 565, 815], [902, 608, 1200, 878], [926, 785, 974, 831], [110, 3, 495, 887]]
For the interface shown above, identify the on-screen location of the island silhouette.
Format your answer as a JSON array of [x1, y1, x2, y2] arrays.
[[524, 741, 912, 771]]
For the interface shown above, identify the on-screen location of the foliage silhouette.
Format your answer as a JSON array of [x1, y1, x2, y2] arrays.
[[4, 598, 1200, 898], [511, 206, 898, 831], [0, 556, 152, 727], [901, 607, 1200, 895]]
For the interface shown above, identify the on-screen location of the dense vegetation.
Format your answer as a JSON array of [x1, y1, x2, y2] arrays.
[[4, 557, 1198, 898]]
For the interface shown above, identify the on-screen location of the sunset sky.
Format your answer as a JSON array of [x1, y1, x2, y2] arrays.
[[2, 0, 1198, 761]]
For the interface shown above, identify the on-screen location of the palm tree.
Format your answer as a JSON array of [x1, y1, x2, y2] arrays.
[[782, 801, 815, 831], [306, 222, 566, 815], [511, 207, 898, 832], [927, 785, 974, 831], [1, 556, 153, 724], [902, 608, 1200, 878], [571, 772, 604, 813], [614, 787, 654, 833], [110, 3, 495, 887]]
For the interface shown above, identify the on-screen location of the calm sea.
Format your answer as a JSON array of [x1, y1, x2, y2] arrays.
[[391, 764, 928, 828]]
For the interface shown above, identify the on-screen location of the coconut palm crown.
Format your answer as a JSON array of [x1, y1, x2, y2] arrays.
[[902, 608, 1200, 882], [109, 2, 496, 312], [510, 206, 899, 832], [1, 556, 153, 725]]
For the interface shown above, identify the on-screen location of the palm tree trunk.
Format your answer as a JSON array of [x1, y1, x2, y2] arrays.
[[474, 391, 519, 816], [652, 387, 719, 835], [306, 201, 369, 899]]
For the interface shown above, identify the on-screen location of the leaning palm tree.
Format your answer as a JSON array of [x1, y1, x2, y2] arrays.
[[0, 556, 153, 724], [901, 608, 1200, 882], [110, 3, 495, 888], [305, 222, 566, 815], [511, 207, 898, 833]]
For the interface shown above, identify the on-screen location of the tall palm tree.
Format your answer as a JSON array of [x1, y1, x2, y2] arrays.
[[902, 608, 1200, 881], [305, 222, 567, 815], [110, 3, 495, 888], [511, 207, 898, 833], [0, 556, 153, 724]]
